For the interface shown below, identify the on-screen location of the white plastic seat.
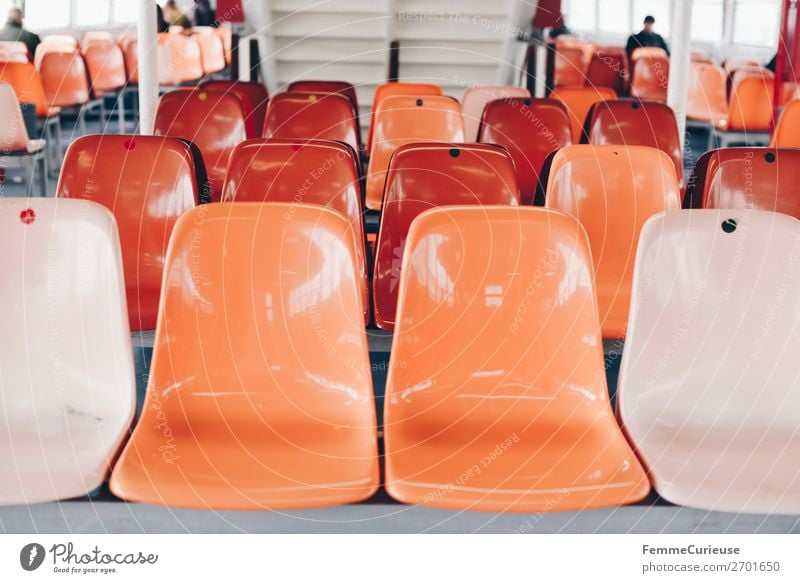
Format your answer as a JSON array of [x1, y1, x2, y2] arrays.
[[618, 209, 800, 514]]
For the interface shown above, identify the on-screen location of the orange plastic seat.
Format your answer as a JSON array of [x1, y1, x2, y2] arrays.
[[38, 51, 92, 107], [630, 55, 669, 102], [771, 99, 800, 147], [586, 47, 629, 94], [155, 89, 248, 202], [630, 46, 667, 61], [545, 145, 681, 338], [686, 62, 728, 127], [712, 72, 774, 147], [158, 33, 203, 85], [691, 51, 713, 64], [364, 94, 464, 211], [82, 40, 126, 95], [201, 80, 269, 139], [221, 138, 368, 321], [460, 85, 530, 141], [193, 29, 226, 75], [288, 80, 359, 112], [549, 85, 616, 142], [723, 57, 760, 75], [618, 209, 800, 513], [554, 45, 588, 87], [56, 135, 201, 330], [0, 198, 134, 505], [384, 206, 650, 512], [0, 61, 59, 117], [478, 97, 572, 205], [0, 40, 29, 60], [110, 203, 379, 510], [0, 49, 27, 63], [0, 81, 47, 196], [367, 82, 443, 152], [686, 147, 800, 216], [122, 39, 138, 84], [373, 143, 520, 331], [585, 99, 685, 193], [262, 91, 360, 157]]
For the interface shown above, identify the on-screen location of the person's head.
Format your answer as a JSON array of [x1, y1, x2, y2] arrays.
[[6, 7, 23, 26], [643, 15, 655, 33]]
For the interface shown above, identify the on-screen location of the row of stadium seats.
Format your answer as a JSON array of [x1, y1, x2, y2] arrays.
[[1, 197, 797, 515]]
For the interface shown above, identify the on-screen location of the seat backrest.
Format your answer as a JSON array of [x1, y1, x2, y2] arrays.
[[687, 62, 728, 123], [34, 35, 78, 69], [771, 99, 800, 147], [109, 203, 378, 509], [373, 143, 520, 331], [554, 45, 588, 87], [221, 138, 368, 321], [630, 56, 669, 102], [262, 91, 360, 156], [549, 85, 617, 142], [478, 97, 572, 204], [364, 94, 464, 210], [0, 49, 27, 63], [687, 147, 800, 217], [56, 135, 201, 330], [38, 50, 90, 107], [201, 80, 269, 139], [631, 46, 667, 61], [691, 51, 713, 64], [727, 74, 774, 131], [723, 57, 760, 74], [82, 40, 126, 93], [0, 81, 32, 152], [367, 82, 443, 152], [460, 84, 530, 141], [618, 209, 800, 513], [586, 47, 629, 94], [0, 61, 50, 117], [384, 206, 649, 512], [194, 31, 225, 74], [288, 80, 359, 112], [0, 197, 134, 505], [0, 40, 29, 60], [159, 33, 203, 83], [585, 99, 685, 192], [82, 31, 113, 43], [122, 39, 138, 84], [545, 145, 681, 338], [155, 89, 248, 202]]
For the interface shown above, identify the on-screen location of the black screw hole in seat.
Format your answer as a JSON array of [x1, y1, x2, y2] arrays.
[[416, 99, 423, 107], [449, 148, 460, 158], [722, 218, 737, 233], [765, 152, 776, 163]]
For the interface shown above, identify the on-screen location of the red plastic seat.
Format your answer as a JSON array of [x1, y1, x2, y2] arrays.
[[56, 135, 202, 330], [155, 89, 248, 202], [771, 99, 800, 148], [38, 51, 92, 108], [373, 143, 520, 331], [585, 99, 685, 193], [631, 46, 667, 61], [460, 85, 530, 141], [82, 40, 126, 95], [0, 61, 59, 118], [384, 206, 649, 512], [585, 47, 629, 94], [262, 91, 360, 157], [201, 80, 270, 139], [367, 82, 443, 153], [287, 80, 359, 112], [110, 203, 379, 510], [34, 35, 78, 68], [550, 85, 616, 142], [554, 45, 588, 87], [630, 55, 669, 102], [365, 94, 464, 211], [478, 97, 572, 204], [221, 138, 368, 321]]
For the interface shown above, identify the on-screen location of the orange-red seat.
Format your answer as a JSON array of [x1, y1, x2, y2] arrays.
[[201, 80, 269, 139], [550, 85, 616, 142], [0, 40, 29, 61], [0, 61, 59, 118], [585, 99, 685, 193], [82, 40, 126, 96], [262, 91, 360, 157], [712, 71, 774, 147], [38, 51, 92, 108], [34, 35, 78, 68], [478, 97, 572, 205], [373, 143, 520, 331], [221, 138, 368, 321], [384, 206, 650, 512], [585, 47, 629, 94], [686, 147, 800, 216], [461, 85, 530, 141], [56, 135, 202, 330], [158, 33, 203, 85], [630, 55, 669, 102], [288, 80, 359, 112], [0, 49, 27, 63], [545, 145, 681, 338], [155, 89, 248, 202], [554, 45, 588, 87], [0, 81, 47, 196], [365, 94, 464, 210], [691, 51, 713, 64], [367, 82, 443, 153], [110, 203, 379, 510], [631, 46, 667, 61], [193, 28, 226, 75], [771, 99, 800, 147], [686, 62, 728, 127]]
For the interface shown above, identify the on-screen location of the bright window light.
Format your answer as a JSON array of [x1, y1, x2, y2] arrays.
[[24, 0, 71, 29], [562, 0, 597, 33], [632, 0, 671, 37], [692, 0, 724, 43], [598, 0, 631, 35], [75, 0, 111, 26], [733, 0, 781, 47], [113, 0, 142, 24]]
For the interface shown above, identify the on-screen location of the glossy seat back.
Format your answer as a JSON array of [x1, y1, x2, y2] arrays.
[[262, 91, 359, 155], [631, 46, 667, 61], [201, 80, 269, 139], [727, 74, 774, 131], [288, 80, 359, 111], [0, 198, 134, 505], [365, 94, 464, 210], [545, 145, 681, 338], [56, 135, 201, 330], [478, 97, 572, 204], [0, 81, 34, 152], [384, 206, 649, 512], [619, 209, 800, 513], [110, 203, 379, 510], [122, 39, 138, 84], [38, 51, 91, 107], [0, 61, 50, 117], [0, 49, 27, 63], [194, 30, 225, 74], [373, 143, 520, 331], [586, 47, 629, 94], [554, 45, 588, 87], [686, 62, 728, 125], [630, 56, 669, 102], [0, 40, 28, 55], [550, 85, 616, 142], [461, 85, 530, 141], [82, 40, 126, 94], [155, 89, 248, 201], [367, 82, 443, 152], [771, 99, 800, 147], [585, 99, 685, 192], [158, 33, 203, 84], [222, 138, 368, 320], [687, 147, 800, 217]]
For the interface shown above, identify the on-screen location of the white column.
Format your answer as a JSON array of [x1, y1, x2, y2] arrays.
[[667, 0, 694, 150], [137, 0, 159, 135]]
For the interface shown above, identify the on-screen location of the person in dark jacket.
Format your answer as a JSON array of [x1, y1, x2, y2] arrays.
[[0, 8, 40, 59], [625, 15, 669, 60], [192, 0, 216, 27]]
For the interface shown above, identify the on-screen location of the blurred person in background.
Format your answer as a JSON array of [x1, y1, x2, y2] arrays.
[[0, 7, 40, 59], [163, 0, 191, 29], [626, 15, 669, 59], [193, 0, 216, 27]]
